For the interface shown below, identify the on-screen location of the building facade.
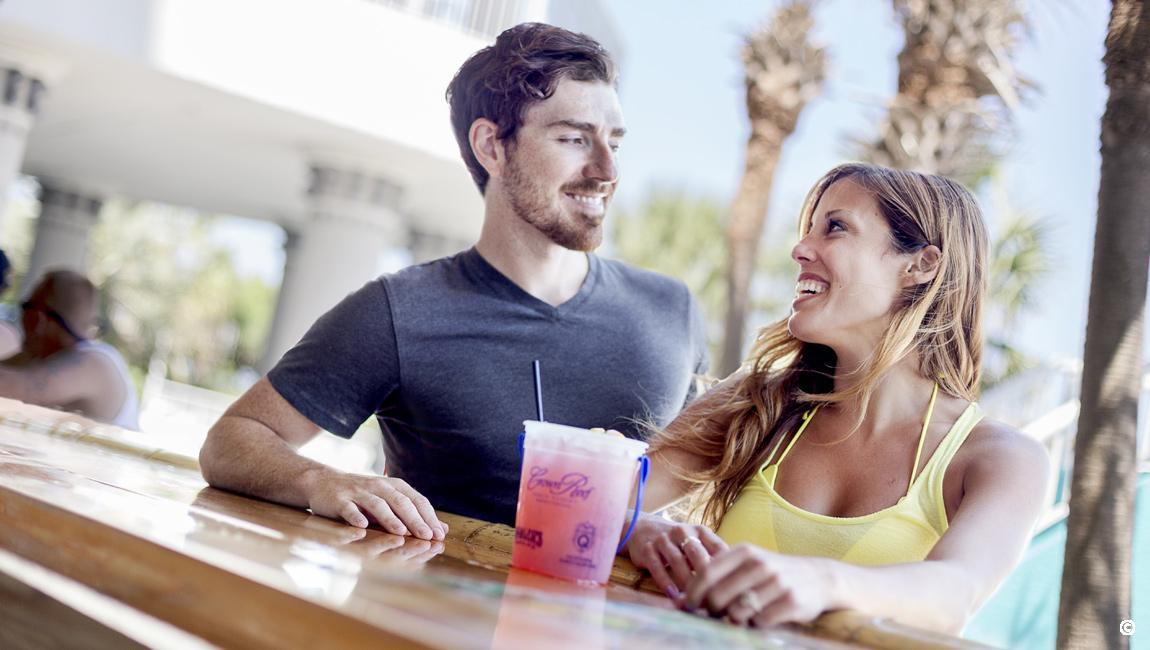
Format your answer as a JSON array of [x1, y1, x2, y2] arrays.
[[0, 0, 623, 370]]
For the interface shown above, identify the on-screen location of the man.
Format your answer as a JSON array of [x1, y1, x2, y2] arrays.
[[0, 270, 139, 429], [200, 23, 708, 538]]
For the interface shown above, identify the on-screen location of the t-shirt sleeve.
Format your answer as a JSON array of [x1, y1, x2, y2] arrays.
[[267, 279, 399, 438], [683, 288, 710, 407]]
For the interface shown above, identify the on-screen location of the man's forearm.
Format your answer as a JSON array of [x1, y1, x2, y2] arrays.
[[199, 415, 340, 509]]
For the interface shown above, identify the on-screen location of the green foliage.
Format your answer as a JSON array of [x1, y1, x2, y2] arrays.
[[751, 234, 802, 324], [981, 210, 1052, 392], [0, 178, 40, 303], [2, 188, 278, 394], [231, 276, 276, 369], [612, 190, 729, 362], [87, 201, 277, 393], [611, 189, 800, 367], [990, 212, 1052, 325]]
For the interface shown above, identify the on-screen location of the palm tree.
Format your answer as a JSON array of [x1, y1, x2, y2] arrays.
[[718, 0, 826, 376], [1057, 2, 1148, 647], [862, 0, 1030, 187], [612, 189, 728, 350], [982, 209, 1052, 391], [856, 0, 1051, 393]]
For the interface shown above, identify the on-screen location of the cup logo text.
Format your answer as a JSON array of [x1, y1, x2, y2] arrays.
[[526, 466, 595, 500], [515, 527, 544, 549], [574, 522, 596, 553]]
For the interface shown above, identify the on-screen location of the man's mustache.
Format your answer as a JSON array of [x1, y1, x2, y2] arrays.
[[560, 181, 614, 195]]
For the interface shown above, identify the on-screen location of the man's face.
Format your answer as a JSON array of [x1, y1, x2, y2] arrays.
[[498, 78, 625, 252]]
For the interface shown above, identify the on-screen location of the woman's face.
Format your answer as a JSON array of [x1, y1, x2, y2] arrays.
[[787, 178, 918, 354]]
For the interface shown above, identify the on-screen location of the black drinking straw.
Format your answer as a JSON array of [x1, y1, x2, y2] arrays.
[[532, 359, 544, 421]]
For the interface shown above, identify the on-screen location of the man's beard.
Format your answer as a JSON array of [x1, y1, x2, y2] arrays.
[[504, 155, 610, 252]]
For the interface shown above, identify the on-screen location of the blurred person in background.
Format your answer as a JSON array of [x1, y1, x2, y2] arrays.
[[0, 269, 139, 429], [0, 250, 21, 359], [199, 23, 709, 540]]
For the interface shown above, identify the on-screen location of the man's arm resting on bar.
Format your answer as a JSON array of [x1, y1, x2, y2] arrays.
[[199, 377, 445, 541]]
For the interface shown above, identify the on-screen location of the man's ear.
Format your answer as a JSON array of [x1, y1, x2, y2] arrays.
[[905, 244, 942, 286], [470, 118, 505, 180]]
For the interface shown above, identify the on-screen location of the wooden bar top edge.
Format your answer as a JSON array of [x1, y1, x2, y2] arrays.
[[0, 483, 445, 649], [0, 547, 212, 650]]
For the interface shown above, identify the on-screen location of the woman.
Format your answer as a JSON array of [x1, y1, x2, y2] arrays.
[[623, 163, 1049, 634]]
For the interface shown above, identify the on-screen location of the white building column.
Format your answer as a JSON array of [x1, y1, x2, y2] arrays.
[[260, 164, 406, 373], [21, 182, 102, 294], [0, 65, 47, 226]]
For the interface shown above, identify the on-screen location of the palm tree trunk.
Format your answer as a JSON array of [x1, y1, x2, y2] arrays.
[[716, 1, 824, 376], [1057, 2, 1150, 648], [720, 125, 783, 375]]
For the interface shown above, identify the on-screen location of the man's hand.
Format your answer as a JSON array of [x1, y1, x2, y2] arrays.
[[356, 534, 446, 569], [302, 469, 447, 541]]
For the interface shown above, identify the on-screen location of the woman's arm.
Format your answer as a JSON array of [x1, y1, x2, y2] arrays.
[[829, 424, 1051, 631], [642, 372, 745, 511], [682, 421, 1050, 634], [623, 375, 746, 593]]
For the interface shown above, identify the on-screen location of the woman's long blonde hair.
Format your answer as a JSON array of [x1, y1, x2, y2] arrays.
[[652, 162, 989, 527]]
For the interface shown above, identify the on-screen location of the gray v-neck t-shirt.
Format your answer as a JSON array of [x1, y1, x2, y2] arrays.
[[269, 247, 708, 525]]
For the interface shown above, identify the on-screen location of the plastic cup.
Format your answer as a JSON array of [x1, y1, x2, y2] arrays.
[[511, 421, 648, 585]]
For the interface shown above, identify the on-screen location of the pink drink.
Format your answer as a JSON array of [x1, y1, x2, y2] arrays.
[[512, 421, 647, 585]]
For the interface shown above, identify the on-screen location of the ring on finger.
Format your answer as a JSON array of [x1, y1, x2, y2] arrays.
[[678, 537, 698, 550], [737, 591, 762, 614]]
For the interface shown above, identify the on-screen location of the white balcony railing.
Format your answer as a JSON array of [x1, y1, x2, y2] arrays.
[[1023, 366, 1150, 532], [366, 0, 533, 40]]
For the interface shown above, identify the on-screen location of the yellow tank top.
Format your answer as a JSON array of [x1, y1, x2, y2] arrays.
[[716, 388, 983, 566]]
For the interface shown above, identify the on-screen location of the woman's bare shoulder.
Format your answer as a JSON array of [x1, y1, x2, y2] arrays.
[[959, 415, 1051, 485]]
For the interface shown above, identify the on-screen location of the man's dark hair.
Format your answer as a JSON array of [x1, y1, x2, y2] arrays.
[[446, 22, 617, 195]]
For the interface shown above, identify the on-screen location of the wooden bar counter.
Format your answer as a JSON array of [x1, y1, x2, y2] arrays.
[[0, 399, 989, 649]]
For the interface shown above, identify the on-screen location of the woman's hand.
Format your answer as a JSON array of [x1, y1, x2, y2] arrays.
[[680, 544, 837, 628], [624, 513, 728, 597]]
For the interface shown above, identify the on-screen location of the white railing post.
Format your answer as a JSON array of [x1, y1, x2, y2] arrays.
[[1023, 366, 1150, 532]]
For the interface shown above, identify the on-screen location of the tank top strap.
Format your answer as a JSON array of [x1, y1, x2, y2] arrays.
[[765, 407, 819, 470], [913, 402, 983, 488], [907, 382, 940, 488]]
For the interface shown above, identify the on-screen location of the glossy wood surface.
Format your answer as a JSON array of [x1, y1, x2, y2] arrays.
[[0, 398, 989, 649]]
